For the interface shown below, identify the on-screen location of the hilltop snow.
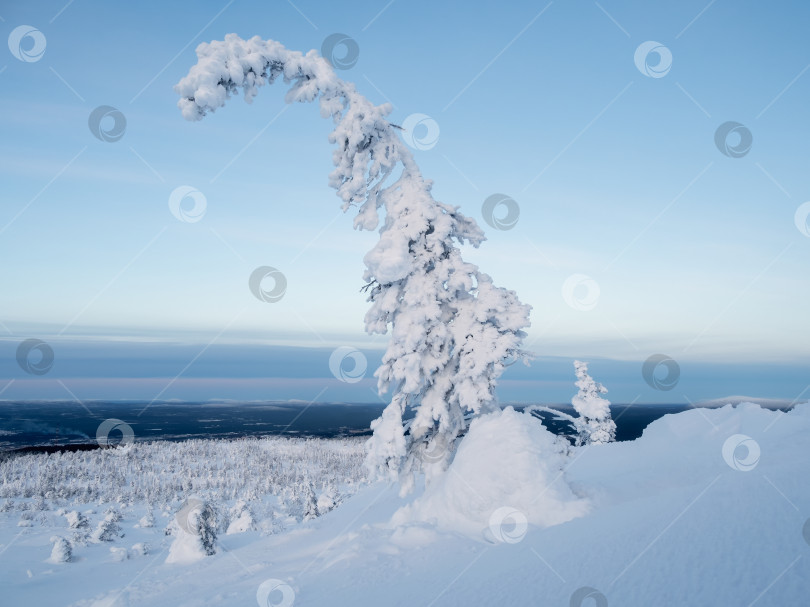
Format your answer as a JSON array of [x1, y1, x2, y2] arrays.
[[1, 402, 808, 606]]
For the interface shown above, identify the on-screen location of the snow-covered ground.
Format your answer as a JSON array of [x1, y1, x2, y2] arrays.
[[2, 403, 809, 606]]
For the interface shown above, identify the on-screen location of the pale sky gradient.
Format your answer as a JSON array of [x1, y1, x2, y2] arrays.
[[1, 0, 809, 402]]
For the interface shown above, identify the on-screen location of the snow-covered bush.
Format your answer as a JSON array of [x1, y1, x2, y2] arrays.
[[299, 479, 318, 523], [48, 536, 72, 563], [571, 361, 616, 445], [109, 546, 128, 562], [17, 512, 33, 527], [175, 35, 532, 494], [138, 508, 155, 528], [71, 529, 89, 547], [226, 500, 254, 535], [316, 485, 341, 516], [130, 542, 149, 557], [65, 510, 89, 529], [166, 499, 218, 563], [91, 512, 123, 543]]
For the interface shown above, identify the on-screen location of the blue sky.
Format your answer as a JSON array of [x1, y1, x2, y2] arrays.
[[1, 0, 809, 403]]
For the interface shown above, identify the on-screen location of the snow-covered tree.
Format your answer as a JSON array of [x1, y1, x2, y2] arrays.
[[65, 510, 88, 529], [138, 507, 155, 528], [571, 361, 616, 445], [91, 511, 122, 543], [316, 484, 341, 516], [226, 500, 254, 534], [48, 536, 72, 563], [184, 500, 218, 556], [131, 542, 149, 557], [298, 478, 319, 522], [175, 35, 531, 493], [167, 499, 218, 562]]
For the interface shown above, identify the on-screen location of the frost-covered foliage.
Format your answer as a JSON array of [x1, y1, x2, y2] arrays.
[[65, 510, 88, 529], [1, 437, 365, 567], [167, 499, 217, 560], [316, 484, 341, 517], [526, 361, 616, 446], [138, 509, 155, 528], [226, 500, 254, 534], [131, 542, 149, 556], [571, 360, 616, 445], [48, 535, 72, 563], [0, 437, 365, 509], [175, 36, 532, 493], [92, 511, 123, 543], [300, 478, 319, 522]]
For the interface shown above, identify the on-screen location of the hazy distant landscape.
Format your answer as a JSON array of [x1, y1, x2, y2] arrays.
[[1, 400, 774, 453]]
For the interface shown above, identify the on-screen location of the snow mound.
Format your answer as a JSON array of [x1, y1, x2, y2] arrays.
[[392, 407, 589, 540], [165, 527, 207, 565]]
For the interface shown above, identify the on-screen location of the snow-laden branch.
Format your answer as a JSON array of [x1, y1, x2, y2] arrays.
[[176, 35, 532, 493]]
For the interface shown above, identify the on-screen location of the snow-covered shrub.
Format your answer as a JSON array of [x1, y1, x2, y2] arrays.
[[138, 508, 155, 528], [65, 510, 89, 529], [226, 500, 254, 535], [92, 512, 123, 543], [131, 542, 149, 557], [109, 546, 128, 562], [104, 508, 122, 522], [316, 485, 341, 516], [196, 503, 217, 556], [296, 479, 319, 523], [48, 536, 72, 563], [166, 499, 218, 563], [71, 529, 89, 547], [17, 515, 33, 527], [175, 35, 532, 494], [571, 361, 616, 445], [258, 510, 285, 537]]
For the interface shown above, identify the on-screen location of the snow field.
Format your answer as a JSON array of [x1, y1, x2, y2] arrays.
[[2, 403, 808, 606]]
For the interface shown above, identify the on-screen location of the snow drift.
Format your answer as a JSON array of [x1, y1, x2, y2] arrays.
[[392, 407, 589, 539]]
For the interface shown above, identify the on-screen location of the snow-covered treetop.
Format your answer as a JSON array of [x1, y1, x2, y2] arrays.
[[572, 360, 610, 422], [175, 34, 481, 243]]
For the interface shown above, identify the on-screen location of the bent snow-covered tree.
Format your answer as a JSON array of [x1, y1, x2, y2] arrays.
[[175, 35, 531, 493], [571, 360, 616, 445]]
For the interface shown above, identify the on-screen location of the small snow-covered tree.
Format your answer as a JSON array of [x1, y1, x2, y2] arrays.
[[49, 536, 72, 563], [186, 501, 218, 556], [65, 510, 88, 529], [226, 500, 254, 534], [138, 508, 155, 528], [298, 478, 319, 522], [200, 507, 218, 555], [91, 511, 123, 543], [317, 484, 341, 516], [166, 499, 218, 562], [176, 35, 531, 494], [571, 360, 616, 445]]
